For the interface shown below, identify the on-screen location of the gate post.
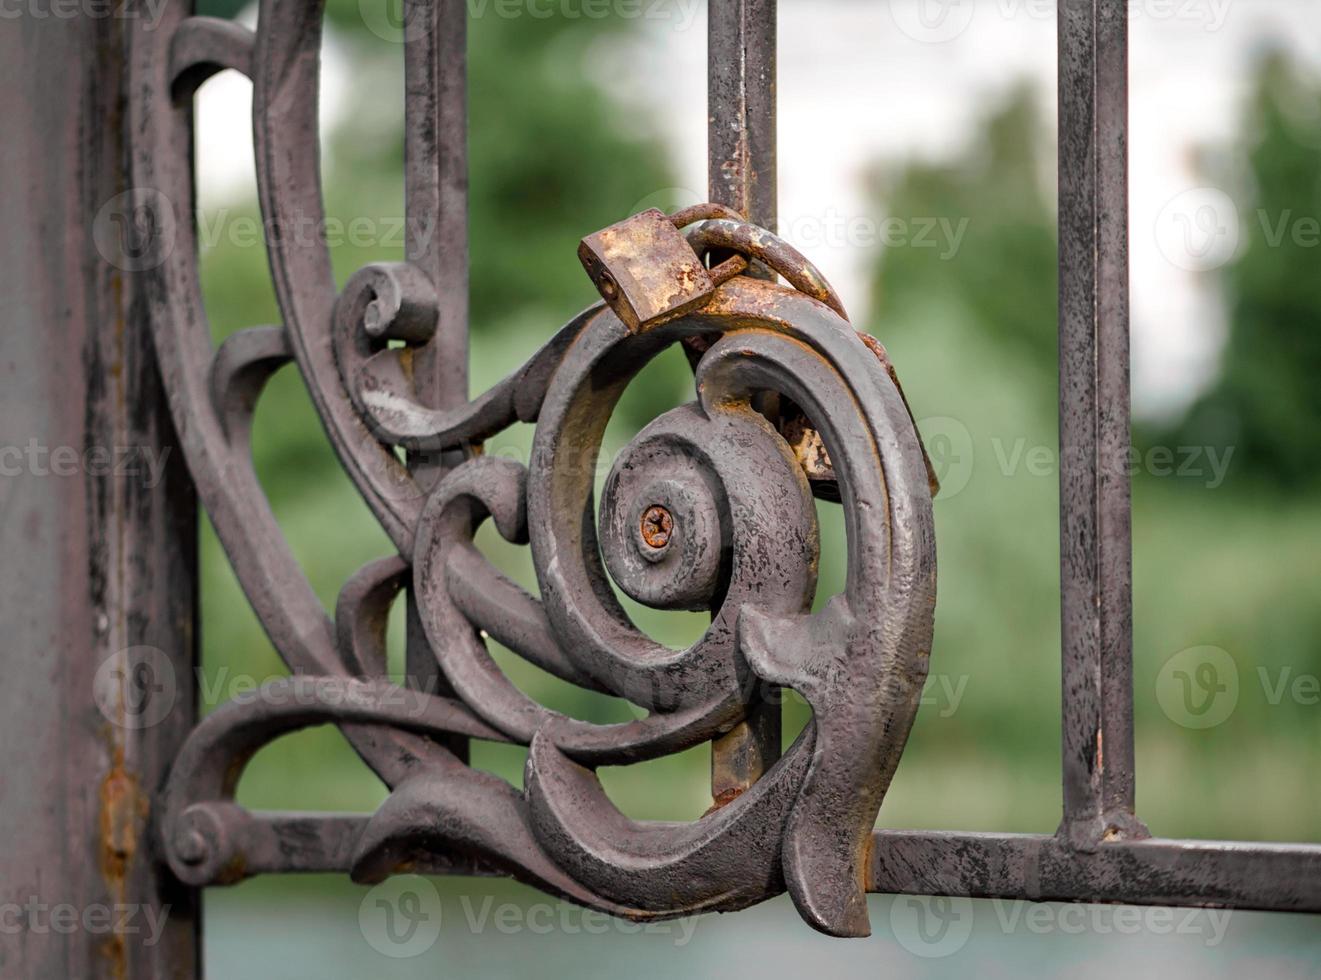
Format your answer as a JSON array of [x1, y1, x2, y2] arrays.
[[0, 6, 200, 979]]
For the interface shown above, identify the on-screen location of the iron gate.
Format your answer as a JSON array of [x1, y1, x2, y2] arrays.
[[2, 1, 1320, 977]]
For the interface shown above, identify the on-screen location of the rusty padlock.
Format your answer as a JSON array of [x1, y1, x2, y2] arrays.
[[581, 206, 940, 499], [578, 208, 717, 332]]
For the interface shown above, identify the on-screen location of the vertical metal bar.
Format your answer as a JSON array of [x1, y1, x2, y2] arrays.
[[708, 0, 777, 254], [708, 0, 780, 799], [405, 0, 469, 404], [403, 0, 469, 756], [0, 3, 200, 976], [1057, 0, 1143, 848]]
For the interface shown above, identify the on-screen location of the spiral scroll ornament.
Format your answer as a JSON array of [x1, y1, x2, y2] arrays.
[[135, 3, 935, 940]]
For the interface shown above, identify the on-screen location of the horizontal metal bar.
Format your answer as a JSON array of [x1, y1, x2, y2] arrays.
[[868, 831, 1321, 912], [202, 813, 1321, 914], [191, 813, 498, 884]]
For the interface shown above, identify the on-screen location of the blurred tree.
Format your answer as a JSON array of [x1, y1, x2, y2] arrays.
[[201, 0, 674, 330], [1168, 50, 1321, 491], [868, 84, 1058, 392], [193, 1, 684, 485]]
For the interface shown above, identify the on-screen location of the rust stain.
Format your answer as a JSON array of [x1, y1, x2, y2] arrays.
[[859, 833, 877, 892], [215, 855, 249, 886], [99, 748, 147, 883], [640, 505, 673, 550], [703, 786, 746, 816], [98, 745, 148, 980]]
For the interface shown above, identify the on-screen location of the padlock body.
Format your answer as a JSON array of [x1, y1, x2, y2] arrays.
[[578, 208, 716, 332]]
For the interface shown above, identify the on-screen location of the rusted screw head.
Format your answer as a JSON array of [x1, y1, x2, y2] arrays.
[[639, 505, 673, 550]]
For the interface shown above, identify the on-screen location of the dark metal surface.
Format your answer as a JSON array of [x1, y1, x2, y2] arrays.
[[708, 0, 777, 251], [868, 832, 1321, 911], [8, 1, 1316, 971], [1057, 0, 1145, 849], [707, 0, 782, 798], [0, 3, 200, 976], [132, 0, 933, 942], [138, 0, 1321, 946], [402, 0, 471, 748], [147, 186, 937, 928]]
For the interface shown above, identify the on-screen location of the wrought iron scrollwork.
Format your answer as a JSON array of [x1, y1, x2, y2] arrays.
[[134, 3, 935, 939]]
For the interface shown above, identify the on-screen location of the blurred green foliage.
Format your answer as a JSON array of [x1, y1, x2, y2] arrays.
[[867, 83, 1059, 395], [1168, 51, 1321, 491], [191, 3, 1318, 849], [869, 68, 1321, 843]]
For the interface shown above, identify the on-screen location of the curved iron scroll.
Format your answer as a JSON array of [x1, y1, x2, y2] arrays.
[[131, 5, 935, 939]]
